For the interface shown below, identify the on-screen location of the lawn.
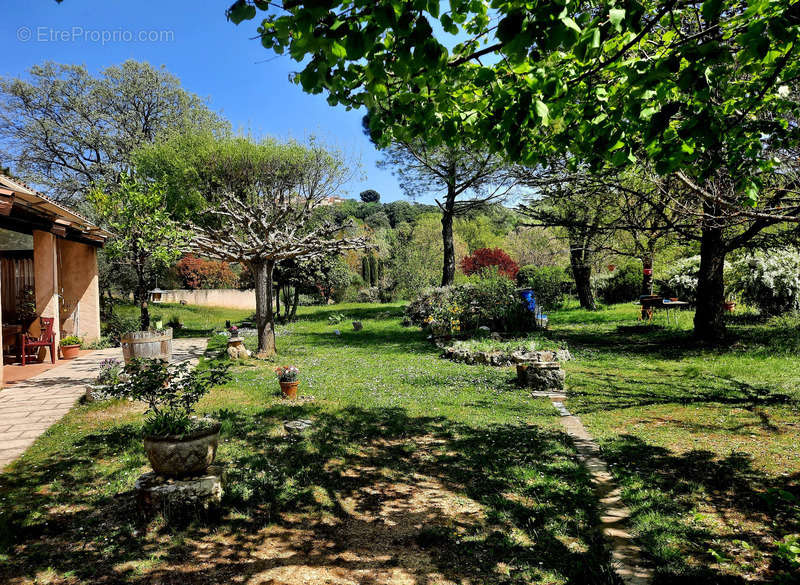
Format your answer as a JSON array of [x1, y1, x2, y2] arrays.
[[549, 303, 800, 584], [0, 303, 620, 585], [112, 302, 253, 338], [1, 301, 798, 584]]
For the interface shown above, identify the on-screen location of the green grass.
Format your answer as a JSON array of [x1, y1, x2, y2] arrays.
[[551, 302, 800, 583], [0, 302, 620, 585], [448, 332, 565, 354], [112, 302, 253, 338], [3, 300, 798, 584]]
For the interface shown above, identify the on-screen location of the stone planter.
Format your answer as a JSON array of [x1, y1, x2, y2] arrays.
[[143, 420, 221, 478], [518, 361, 565, 391], [60, 344, 80, 359], [280, 381, 299, 400]]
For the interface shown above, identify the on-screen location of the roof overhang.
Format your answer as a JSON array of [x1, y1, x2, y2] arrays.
[[0, 174, 111, 246]]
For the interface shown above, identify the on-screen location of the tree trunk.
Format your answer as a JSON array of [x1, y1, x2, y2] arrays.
[[570, 246, 596, 310], [289, 286, 299, 320], [441, 190, 456, 286], [253, 259, 277, 356], [694, 223, 727, 342], [641, 252, 654, 296], [275, 279, 281, 318]]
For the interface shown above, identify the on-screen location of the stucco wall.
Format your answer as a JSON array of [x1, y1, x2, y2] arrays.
[[152, 289, 256, 311], [57, 239, 101, 342]]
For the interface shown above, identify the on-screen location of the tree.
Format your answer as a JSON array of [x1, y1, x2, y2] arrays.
[[518, 162, 619, 310], [137, 132, 365, 355], [231, 0, 800, 339], [89, 174, 189, 328], [360, 189, 380, 203], [378, 141, 516, 285], [234, 0, 799, 188], [0, 61, 226, 204], [460, 248, 520, 280]]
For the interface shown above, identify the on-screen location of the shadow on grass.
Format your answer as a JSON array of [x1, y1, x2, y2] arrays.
[[600, 434, 800, 584], [0, 404, 622, 585]]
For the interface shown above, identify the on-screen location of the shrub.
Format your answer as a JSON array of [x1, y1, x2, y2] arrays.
[[357, 287, 380, 303], [59, 335, 83, 347], [516, 265, 569, 310], [597, 262, 642, 305], [730, 249, 800, 315], [104, 312, 141, 346], [106, 359, 230, 437], [657, 255, 733, 304], [460, 247, 519, 280], [406, 270, 535, 334], [176, 254, 238, 290]]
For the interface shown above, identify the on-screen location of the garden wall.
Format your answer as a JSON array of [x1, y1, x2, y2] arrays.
[[152, 289, 255, 310]]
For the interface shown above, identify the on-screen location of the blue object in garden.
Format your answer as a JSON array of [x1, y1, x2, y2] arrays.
[[519, 288, 537, 313]]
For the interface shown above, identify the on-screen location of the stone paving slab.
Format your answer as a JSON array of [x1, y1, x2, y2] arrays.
[[0, 338, 207, 472]]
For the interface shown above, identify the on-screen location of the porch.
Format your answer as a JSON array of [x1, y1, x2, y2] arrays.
[[0, 174, 110, 387]]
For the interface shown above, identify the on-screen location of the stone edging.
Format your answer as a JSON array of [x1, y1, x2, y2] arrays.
[[438, 343, 572, 367], [550, 398, 652, 585]]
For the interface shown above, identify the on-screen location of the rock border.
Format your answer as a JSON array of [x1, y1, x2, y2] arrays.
[[438, 343, 571, 367]]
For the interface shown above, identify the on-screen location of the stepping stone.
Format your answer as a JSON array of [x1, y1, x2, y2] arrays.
[[284, 419, 314, 435]]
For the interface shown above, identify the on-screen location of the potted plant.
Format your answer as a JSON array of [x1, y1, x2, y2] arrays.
[[275, 365, 299, 399], [107, 358, 230, 477], [228, 324, 239, 338], [59, 335, 83, 359]]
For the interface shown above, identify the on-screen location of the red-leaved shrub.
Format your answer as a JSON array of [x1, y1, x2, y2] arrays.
[[176, 255, 238, 289], [460, 247, 519, 280]]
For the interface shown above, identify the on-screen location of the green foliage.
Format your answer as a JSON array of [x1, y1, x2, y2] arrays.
[[449, 334, 563, 354], [517, 265, 570, 310], [407, 269, 535, 334], [0, 60, 227, 205], [89, 173, 189, 302], [359, 189, 380, 203], [58, 335, 82, 347], [597, 262, 643, 305], [103, 311, 141, 346], [106, 359, 230, 438], [236, 0, 800, 208]]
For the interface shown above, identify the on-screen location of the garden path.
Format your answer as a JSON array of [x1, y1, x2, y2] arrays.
[[0, 338, 206, 471]]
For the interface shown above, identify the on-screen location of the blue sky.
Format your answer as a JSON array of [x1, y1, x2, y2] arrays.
[[0, 0, 411, 202]]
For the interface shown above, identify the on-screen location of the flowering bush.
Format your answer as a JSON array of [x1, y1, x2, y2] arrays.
[[730, 249, 800, 315], [97, 358, 122, 386], [657, 256, 732, 304], [460, 247, 519, 280], [406, 270, 535, 334], [176, 254, 239, 290], [274, 365, 299, 382]]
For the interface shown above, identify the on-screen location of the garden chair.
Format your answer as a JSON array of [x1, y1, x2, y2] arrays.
[[19, 316, 57, 365]]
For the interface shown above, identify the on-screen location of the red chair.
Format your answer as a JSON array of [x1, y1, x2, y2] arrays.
[[19, 317, 57, 365]]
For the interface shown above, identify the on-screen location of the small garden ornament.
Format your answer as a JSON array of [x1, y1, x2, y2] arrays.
[[275, 365, 299, 399]]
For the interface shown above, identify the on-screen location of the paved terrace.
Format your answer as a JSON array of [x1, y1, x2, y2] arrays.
[[0, 338, 207, 471]]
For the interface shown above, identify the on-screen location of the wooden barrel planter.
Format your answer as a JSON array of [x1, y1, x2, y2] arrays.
[[121, 329, 173, 363]]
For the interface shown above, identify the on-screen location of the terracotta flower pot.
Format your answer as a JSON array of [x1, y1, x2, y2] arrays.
[[280, 380, 299, 400], [60, 344, 80, 359], [143, 421, 221, 478], [723, 301, 736, 312]]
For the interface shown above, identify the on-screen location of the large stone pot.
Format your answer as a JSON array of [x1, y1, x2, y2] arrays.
[[143, 420, 221, 478]]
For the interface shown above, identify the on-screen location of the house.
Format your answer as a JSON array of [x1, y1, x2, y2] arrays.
[[0, 174, 110, 386]]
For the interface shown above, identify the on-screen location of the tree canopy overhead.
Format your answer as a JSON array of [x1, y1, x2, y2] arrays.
[[0, 60, 227, 204], [229, 0, 799, 202]]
